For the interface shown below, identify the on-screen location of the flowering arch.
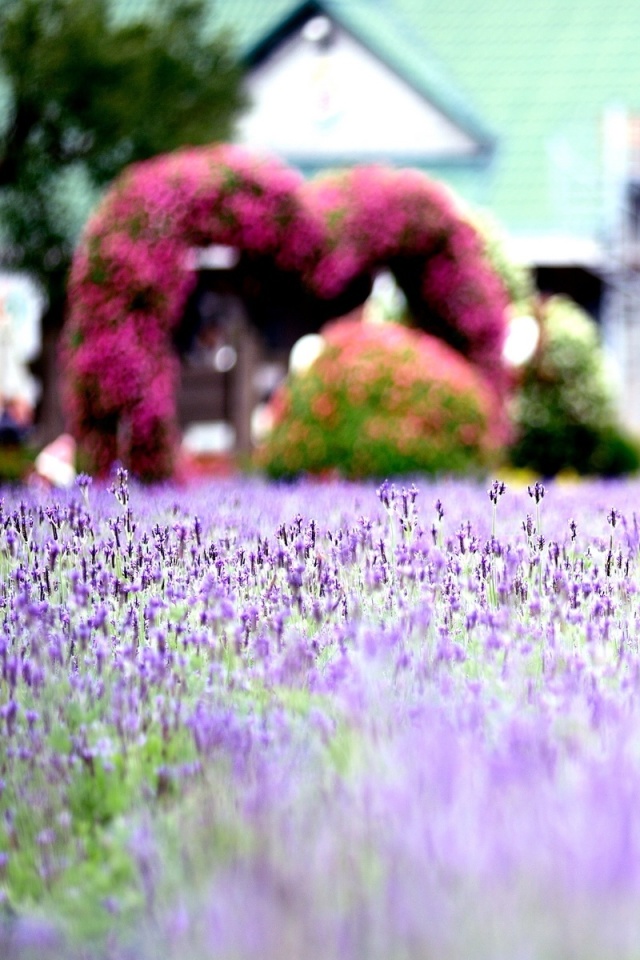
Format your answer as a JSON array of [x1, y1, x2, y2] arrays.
[[61, 144, 325, 479], [304, 166, 509, 387], [62, 147, 508, 480]]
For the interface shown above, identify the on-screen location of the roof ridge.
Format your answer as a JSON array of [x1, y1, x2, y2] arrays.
[[331, 0, 495, 146]]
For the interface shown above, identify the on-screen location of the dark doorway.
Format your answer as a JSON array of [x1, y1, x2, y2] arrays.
[[535, 266, 604, 321], [174, 254, 374, 456]]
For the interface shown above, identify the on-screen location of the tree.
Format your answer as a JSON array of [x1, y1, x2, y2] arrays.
[[0, 0, 246, 304], [0, 0, 246, 435]]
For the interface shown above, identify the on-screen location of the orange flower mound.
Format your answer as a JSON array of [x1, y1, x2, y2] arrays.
[[256, 318, 504, 479]]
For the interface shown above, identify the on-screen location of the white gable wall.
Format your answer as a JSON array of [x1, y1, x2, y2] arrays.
[[237, 22, 479, 162]]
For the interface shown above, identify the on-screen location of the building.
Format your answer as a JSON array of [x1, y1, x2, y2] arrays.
[[213, 0, 640, 428]]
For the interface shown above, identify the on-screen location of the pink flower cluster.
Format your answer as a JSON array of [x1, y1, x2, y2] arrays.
[[61, 146, 509, 480], [305, 166, 509, 386]]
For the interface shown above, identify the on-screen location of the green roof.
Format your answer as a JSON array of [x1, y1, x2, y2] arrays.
[[396, 0, 640, 243]]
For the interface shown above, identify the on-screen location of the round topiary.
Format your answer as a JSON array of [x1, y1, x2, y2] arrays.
[[255, 317, 502, 480]]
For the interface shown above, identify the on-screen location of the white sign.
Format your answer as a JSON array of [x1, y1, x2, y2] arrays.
[[0, 273, 44, 409]]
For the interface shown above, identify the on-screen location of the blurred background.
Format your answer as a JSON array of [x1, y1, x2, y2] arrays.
[[2, 0, 640, 479]]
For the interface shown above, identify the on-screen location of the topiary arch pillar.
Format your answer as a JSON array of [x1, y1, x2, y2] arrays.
[[61, 144, 327, 480], [61, 146, 509, 481]]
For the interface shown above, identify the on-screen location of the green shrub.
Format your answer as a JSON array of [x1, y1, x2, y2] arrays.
[[0, 444, 36, 484], [255, 318, 502, 480], [508, 296, 640, 476]]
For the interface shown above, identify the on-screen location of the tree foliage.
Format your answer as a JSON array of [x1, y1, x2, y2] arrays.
[[0, 0, 246, 313]]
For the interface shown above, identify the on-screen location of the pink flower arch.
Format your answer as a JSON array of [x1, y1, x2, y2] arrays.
[[61, 144, 326, 479], [61, 146, 509, 480], [304, 166, 509, 388]]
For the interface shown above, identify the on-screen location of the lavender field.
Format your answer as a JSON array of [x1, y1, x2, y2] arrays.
[[1, 471, 640, 959]]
